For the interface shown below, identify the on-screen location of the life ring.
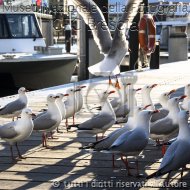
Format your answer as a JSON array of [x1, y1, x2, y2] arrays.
[[138, 14, 156, 54]]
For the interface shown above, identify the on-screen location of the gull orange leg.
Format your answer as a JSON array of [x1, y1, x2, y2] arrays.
[[16, 143, 25, 159], [42, 132, 47, 147], [115, 76, 121, 89], [109, 76, 113, 86], [112, 154, 115, 169], [10, 145, 14, 161], [72, 115, 75, 125], [162, 144, 167, 156], [65, 119, 69, 131], [121, 155, 132, 176]]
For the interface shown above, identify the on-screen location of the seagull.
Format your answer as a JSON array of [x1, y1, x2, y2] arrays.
[[151, 89, 176, 122], [0, 87, 28, 120], [75, 85, 86, 113], [141, 85, 176, 122], [71, 0, 143, 76], [79, 105, 144, 168], [147, 110, 190, 182], [110, 83, 131, 109], [106, 110, 158, 176], [33, 94, 62, 147], [64, 88, 79, 129], [141, 84, 157, 110], [181, 84, 190, 110], [73, 90, 116, 140], [114, 88, 141, 123], [150, 95, 187, 155], [55, 93, 69, 120], [0, 108, 35, 161], [55, 93, 69, 133], [80, 106, 144, 150]]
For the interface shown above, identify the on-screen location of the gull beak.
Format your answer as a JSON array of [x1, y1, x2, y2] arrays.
[[150, 84, 158, 88], [64, 93, 69, 97], [152, 110, 160, 114], [31, 113, 36, 117], [136, 88, 142, 92], [25, 89, 29, 92], [127, 83, 131, 86], [167, 89, 176, 96], [54, 96, 59, 99], [80, 85, 86, 89], [178, 95, 187, 101], [74, 89, 81, 92], [143, 104, 152, 110], [108, 90, 115, 95]]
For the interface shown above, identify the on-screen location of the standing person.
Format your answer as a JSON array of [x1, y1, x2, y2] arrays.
[[65, 23, 72, 53]]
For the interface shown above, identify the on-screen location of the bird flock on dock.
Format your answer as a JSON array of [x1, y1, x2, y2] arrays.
[[0, 0, 189, 185], [1, 78, 190, 183]]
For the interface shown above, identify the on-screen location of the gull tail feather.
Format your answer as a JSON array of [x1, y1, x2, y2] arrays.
[[146, 170, 162, 179], [88, 57, 120, 77], [79, 137, 107, 150]]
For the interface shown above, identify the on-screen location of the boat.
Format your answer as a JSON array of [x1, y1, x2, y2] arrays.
[[0, 8, 77, 90]]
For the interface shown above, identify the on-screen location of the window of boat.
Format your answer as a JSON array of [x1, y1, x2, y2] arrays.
[[0, 15, 9, 38], [6, 14, 41, 38]]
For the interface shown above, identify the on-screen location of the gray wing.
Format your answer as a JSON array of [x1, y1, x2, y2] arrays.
[[110, 97, 120, 109], [0, 99, 26, 115], [0, 122, 18, 139], [33, 112, 57, 131], [151, 109, 169, 122], [110, 128, 148, 152], [95, 126, 129, 150], [71, 0, 112, 54], [115, 104, 130, 118], [159, 141, 190, 174], [150, 117, 177, 135], [78, 113, 114, 130]]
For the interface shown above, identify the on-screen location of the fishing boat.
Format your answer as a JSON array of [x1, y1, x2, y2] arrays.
[[0, 8, 77, 90]]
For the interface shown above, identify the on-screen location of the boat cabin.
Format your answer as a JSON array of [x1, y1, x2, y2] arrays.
[[0, 12, 46, 53]]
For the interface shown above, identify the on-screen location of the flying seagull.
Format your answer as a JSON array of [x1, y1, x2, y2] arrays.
[[71, 0, 143, 76]]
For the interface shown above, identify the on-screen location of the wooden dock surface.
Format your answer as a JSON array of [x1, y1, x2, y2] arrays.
[[0, 60, 190, 190]]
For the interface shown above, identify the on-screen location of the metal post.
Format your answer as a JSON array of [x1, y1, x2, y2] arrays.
[[78, 15, 88, 81]]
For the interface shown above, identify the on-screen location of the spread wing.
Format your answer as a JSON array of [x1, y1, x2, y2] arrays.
[[107, 0, 143, 60], [88, 0, 143, 76], [71, 0, 112, 54]]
